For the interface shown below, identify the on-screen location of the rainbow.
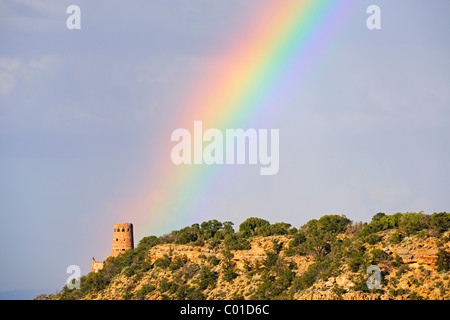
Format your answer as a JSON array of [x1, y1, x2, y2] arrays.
[[121, 0, 361, 238]]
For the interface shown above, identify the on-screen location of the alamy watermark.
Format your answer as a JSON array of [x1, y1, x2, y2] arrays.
[[366, 265, 381, 289], [170, 121, 279, 175], [66, 265, 81, 290], [366, 5, 381, 30]]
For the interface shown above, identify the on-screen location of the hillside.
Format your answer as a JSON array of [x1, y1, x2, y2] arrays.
[[47, 212, 450, 300]]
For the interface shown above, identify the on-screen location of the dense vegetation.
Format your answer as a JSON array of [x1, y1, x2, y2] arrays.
[[48, 211, 450, 300]]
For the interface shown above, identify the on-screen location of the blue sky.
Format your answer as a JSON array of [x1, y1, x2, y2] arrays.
[[0, 0, 449, 297]]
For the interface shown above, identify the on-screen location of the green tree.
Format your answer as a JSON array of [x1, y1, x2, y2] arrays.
[[316, 215, 352, 235], [359, 212, 402, 238], [200, 220, 223, 240], [301, 215, 350, 260], [399, 212, 427, 235], [222, 221, 235, 235], [430, 212, 450, 233], [239, 217, 270, 237], [197, 266, 218, 291]]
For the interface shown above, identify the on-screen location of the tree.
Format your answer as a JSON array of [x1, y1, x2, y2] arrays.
[[399, 212, 427, 235], [430, 212, 450, 233], [174, 226, 198, 244], [359, 212, 402, 238], [371, 212, 386, 222], [239, 217, 270, 237], [315, 215, 352, 235], [300, 215, 351, 260], [222, 221, 235, 235], [138, 235, 160, 248], [200, 220, 223, 240], [197, 266, 218, 291], [270, 222, 292, 235]]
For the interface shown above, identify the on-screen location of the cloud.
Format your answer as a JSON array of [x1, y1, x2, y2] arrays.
[[28, 54, 62, 75], [0, 57, 21, 96], [0, 0, 64, 31], [0, 57, 21, 71], [0, 71, 16, 95], [5, 0, 62, 15], [0, 54, 62, 97]]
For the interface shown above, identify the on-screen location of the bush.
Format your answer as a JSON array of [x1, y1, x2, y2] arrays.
[[138, 235, 160, 248], [348, 253, 366, 272], [430, 212, 450, 233], [436, 249, 450, 272], [154, 255, 171, 269], [315, 215, 352, 235], [158, 278, 177, 294], [239, 217, 270, 237], [359, 212, 402, 238], [366, 234, 382, 245], [176, 284, 205, 300], [370, 249, 389, 264], [222, 264, 238, 283], [197, 266, 218, 291], [399, 212, 427, 236], [135, 284, 155, 299], [169, 255, 187, 271], [224, 233, 251, 250], [263, 250, 278, 269], [389, 232, 404, 244]]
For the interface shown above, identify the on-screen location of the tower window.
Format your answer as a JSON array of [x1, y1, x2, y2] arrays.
[[116, 238, 118, 241], [122, 228, 125, 232]]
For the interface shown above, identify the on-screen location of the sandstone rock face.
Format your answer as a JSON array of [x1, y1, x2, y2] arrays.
[[81, 231, 449, 300]]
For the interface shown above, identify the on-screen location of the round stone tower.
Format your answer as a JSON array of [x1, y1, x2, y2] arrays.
[[110, 223, 134, 258]]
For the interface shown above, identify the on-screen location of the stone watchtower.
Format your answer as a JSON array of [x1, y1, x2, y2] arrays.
[[91, 222, 134, 273], [110, 223, 134, 258]]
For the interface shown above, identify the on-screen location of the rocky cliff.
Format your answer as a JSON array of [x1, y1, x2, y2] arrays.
[[48, 213, 450, 300]]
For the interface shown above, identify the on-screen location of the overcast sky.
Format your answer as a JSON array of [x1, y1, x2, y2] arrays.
[[0, 0, 449, 297]]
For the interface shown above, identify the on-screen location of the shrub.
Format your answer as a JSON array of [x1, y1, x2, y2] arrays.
[[158, 278, 177, 294], [207, 255, 219, 266], [285, 231, 307, 256], [263, 250, 278, 269], [436, 249, 450, 272], [389, 232, 403, 244], [154, 255, 171, 269], [399, 212, 427, 236], [239, 217, 270, 237], [315, 215, 352, 235], [199, 220, 223, 241], [392, 255, 403, 267], [367, 234, 382, 245], [370, 249, 389, 264], [224, 233, 251, 250], [348, 254, 366, 273], [169, 255, 187, 271], [252, 273, 291, 299], [430, 212, 450, 233], [176, 284, 204, 300], [222, 264, 238, 283], [269, 222, 293, 235], [359, 212, 402, 238], [135, 284, 155, 299], [197, 266, 218, 291], [138, 235, 160, 248]]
